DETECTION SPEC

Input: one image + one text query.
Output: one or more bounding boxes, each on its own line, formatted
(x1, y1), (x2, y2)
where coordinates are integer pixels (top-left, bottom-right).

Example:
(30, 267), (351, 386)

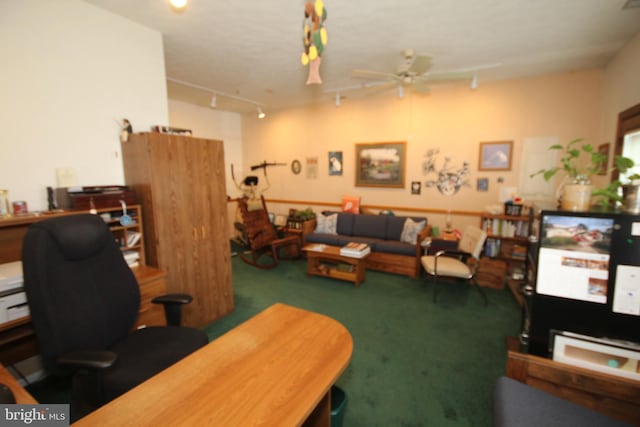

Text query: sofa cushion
(336, 213), (356, 236)
(352, 215), (387, 240)
(375, 240), (417, 256)
(315, 213), (338, 234)
(400, 218), (426, 244)
(385, 216), (407, 241)
(305, 233), (341, 246)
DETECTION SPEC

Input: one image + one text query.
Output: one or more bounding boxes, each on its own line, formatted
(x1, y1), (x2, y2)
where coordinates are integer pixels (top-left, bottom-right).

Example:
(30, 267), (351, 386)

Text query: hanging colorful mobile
(301, 0), (328, 85)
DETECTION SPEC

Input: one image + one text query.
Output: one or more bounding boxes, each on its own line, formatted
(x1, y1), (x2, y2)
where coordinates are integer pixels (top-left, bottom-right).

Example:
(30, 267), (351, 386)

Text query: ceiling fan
(352, 49), (477, 94)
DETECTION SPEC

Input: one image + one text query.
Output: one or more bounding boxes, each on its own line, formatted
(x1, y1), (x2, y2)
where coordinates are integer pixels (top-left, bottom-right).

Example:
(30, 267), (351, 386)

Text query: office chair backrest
(22, 214), (140, 372)
(458, 226), (487, 260)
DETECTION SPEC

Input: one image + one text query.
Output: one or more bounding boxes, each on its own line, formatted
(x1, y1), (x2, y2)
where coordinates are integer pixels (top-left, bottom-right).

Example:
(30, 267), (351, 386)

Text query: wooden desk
(506, 349), (640, 425)
(0, 363), (37, 404)
(73, 303), (353, 427)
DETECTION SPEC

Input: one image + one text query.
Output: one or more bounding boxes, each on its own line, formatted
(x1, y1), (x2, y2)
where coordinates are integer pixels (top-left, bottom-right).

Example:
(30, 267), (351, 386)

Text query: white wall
(0, 0), (168, 212)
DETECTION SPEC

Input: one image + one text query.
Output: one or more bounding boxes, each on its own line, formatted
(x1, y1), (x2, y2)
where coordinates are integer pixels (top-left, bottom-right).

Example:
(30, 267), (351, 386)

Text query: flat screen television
(528, 210), (640, 357)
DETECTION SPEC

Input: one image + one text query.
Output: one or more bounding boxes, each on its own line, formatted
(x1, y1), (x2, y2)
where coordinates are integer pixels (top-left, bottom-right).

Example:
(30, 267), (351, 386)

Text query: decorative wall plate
(291, 159), (302, 175)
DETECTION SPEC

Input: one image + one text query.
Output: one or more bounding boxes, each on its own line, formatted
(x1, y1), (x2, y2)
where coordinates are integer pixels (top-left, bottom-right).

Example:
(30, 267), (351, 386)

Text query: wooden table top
(73, 303), (353, 426)
(0, 364), (38, 404)
(303, 244), (369, 260)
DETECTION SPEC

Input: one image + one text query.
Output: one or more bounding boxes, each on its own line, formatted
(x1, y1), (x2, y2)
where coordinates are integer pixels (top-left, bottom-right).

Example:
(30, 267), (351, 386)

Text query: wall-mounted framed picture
(477, 177), (489, 192)
(478, 141), (513, 171)
(355, 141), (406, 188)
(329, 151), (343, 176)
(597, 143), (610, 175)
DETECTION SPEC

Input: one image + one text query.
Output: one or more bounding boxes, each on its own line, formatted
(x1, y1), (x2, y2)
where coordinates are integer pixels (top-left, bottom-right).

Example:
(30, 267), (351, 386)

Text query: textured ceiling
(84, 0), (640, 114)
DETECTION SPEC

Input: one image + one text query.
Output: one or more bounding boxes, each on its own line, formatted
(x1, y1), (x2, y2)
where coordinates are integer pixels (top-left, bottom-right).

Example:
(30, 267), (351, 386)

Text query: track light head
(257, 106), (266, 119)
(470, 75), (478, 90)
(397, 84), (404, 98)
(335, 93), (341, 107)
(210, 94), (217, 108)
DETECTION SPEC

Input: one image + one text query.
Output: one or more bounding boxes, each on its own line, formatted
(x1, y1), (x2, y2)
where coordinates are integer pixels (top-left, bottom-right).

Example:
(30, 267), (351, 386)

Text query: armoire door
(147, 135), (232, 326)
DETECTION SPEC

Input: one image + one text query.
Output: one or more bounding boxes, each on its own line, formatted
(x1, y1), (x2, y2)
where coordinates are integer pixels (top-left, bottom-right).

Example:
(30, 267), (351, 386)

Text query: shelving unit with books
(479, 212), (531, 298)
(99, 205), (145, 267)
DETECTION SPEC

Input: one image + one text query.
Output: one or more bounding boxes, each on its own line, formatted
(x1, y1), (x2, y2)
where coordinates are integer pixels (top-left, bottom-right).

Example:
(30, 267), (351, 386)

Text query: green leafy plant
(291, 207), (316, 221)
(530, 138), (607, 182)
(530, 138), (635, 207)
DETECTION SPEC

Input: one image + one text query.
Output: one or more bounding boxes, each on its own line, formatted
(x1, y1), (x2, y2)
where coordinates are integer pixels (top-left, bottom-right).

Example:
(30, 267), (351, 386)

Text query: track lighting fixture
(470, 75), (478, 90)
(167, 77), (268, 118)
(335, 93), (341, 107)
(397, 84), (404, 98)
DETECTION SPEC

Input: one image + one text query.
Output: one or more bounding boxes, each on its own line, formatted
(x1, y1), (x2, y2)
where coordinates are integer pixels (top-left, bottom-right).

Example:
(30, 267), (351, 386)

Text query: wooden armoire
(121, 132), (233, 327)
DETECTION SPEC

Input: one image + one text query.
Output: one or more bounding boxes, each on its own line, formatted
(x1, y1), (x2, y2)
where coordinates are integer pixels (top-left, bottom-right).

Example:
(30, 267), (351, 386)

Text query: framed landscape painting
(355, 142), (406, 188)
(478, 141), (513, 171)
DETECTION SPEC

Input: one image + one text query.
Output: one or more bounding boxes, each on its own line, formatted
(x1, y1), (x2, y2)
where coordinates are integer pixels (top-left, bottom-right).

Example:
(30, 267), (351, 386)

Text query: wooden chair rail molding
(228, 198), (485, 218)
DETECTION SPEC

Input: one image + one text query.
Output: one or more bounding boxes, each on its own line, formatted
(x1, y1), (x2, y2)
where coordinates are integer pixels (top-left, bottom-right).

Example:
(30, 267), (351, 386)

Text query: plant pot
(622, 184), (640, 214)
(561, 183), (593, 211)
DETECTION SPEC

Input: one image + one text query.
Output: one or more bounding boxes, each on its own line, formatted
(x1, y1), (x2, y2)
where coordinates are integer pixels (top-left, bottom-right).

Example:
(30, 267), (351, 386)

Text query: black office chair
(22, 214), (209, 419)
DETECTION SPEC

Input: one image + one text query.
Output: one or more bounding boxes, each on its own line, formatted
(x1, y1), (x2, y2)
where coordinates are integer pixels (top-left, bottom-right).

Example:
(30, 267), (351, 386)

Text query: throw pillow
(400, 218), (426, 244)
(315, 213), (338, 234)
(342, 195), (361, 214)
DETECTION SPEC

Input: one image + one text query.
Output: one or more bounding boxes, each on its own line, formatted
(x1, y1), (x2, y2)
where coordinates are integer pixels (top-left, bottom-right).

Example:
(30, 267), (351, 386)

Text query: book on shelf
(340, 242), (371, 258)
(127, 231), (142, 247)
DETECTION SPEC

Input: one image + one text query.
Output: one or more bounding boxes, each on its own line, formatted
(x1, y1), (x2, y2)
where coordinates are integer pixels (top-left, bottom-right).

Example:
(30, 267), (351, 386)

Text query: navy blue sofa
(305, 212), (431, 278)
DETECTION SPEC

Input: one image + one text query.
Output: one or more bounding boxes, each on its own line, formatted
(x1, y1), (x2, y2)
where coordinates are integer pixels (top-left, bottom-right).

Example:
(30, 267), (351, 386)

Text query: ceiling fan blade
(410, 80), (431, 94)
(423, 71), (475, 84)
(352, 69), (398, 81)
(408, 55), (432, 75)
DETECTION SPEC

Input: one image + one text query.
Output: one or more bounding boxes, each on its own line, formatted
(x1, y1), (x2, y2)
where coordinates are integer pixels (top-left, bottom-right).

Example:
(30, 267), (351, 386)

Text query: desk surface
(73, 303), (353, 426)
(0, 364), (37, 404)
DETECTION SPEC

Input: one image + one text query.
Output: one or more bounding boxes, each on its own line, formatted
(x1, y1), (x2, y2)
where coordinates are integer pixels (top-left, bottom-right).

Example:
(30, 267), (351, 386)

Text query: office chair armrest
(57, 350), (118, 370)
(152, 293), (193, 305)
(152, 293), (194, 326)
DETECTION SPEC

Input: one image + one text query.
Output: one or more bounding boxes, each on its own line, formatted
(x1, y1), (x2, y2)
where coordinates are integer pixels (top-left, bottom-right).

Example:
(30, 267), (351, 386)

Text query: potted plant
(531, 138), (634, 211)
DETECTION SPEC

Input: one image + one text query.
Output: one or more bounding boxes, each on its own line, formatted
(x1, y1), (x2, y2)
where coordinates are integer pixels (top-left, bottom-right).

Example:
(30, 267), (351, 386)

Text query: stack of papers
(123, 250), (140, 268)
(340, 243), (371, 258)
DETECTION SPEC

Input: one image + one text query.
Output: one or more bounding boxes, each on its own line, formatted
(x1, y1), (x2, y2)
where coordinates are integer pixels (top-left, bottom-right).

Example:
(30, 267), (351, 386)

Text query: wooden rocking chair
(236, 196), (301, 269)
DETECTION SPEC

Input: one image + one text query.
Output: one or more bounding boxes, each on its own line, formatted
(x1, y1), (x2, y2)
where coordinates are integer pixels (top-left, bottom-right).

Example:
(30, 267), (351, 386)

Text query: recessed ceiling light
(169, 0), (187, 9)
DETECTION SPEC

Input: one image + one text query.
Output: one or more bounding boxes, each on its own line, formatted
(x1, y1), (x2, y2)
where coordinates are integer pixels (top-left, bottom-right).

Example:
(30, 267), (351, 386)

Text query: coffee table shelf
(303, 245), (368, 288)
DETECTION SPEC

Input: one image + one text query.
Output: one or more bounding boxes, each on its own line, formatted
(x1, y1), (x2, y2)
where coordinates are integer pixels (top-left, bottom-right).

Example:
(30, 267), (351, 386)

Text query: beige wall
(600, 31), (640, 152)
(242, 69), (603, 230)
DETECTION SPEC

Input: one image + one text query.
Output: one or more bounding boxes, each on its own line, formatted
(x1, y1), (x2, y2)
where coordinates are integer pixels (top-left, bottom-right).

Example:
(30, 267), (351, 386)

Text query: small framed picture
(411, 181), (421, 195)
(477, 178), (489, 192)
(478, 141), (513, 171)
(329, 151), (343, 176)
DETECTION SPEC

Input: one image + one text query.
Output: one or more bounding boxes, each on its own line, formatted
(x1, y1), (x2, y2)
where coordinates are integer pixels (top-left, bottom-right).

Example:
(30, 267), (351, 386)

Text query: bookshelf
(479, 213), (531, 300)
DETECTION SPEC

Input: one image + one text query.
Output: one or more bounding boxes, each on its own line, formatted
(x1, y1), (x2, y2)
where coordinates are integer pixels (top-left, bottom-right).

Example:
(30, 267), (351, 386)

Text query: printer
(0, 261), (29, 324)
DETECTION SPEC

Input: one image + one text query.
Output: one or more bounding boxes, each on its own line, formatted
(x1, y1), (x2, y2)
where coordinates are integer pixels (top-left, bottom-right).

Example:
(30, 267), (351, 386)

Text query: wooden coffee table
(303, 244), (368, 288)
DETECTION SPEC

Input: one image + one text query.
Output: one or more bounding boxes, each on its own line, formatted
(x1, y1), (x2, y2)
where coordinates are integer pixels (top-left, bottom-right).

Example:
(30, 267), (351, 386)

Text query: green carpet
(205, 254), (522, 427)
(26, 253), (521, 426)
